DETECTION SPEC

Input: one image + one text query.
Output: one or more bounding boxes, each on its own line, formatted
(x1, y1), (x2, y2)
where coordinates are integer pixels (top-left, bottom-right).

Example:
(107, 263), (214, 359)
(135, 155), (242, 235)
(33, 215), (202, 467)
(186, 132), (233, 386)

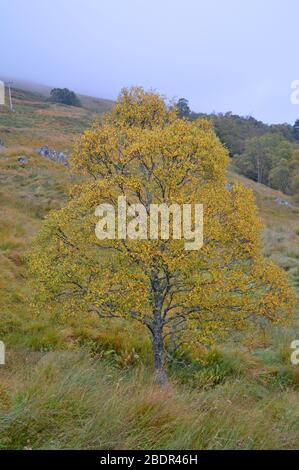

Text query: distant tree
(289, 149), (299, 194)
(176, 98), (191, 118)
(293, 119), (299, 141)
(210, 114), (268, 156)
(234, 134), (294, 188)
(269, 160), (292, 194)
(49, 88), (81, 107)
(270, 123), (296, 142)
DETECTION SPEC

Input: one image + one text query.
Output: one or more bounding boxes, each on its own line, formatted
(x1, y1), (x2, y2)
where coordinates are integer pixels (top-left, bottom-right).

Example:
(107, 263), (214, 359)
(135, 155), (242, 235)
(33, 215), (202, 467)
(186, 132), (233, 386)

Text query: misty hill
(1, 77), (114, 114)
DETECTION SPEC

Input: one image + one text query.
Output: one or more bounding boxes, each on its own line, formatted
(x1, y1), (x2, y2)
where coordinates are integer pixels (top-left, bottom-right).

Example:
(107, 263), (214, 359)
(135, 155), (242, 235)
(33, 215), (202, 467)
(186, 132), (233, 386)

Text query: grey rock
(273, 197), (293, 208)
(36, 145), (69, 167)
(38, 145), (50, 157)
(17, 155), (29, 165)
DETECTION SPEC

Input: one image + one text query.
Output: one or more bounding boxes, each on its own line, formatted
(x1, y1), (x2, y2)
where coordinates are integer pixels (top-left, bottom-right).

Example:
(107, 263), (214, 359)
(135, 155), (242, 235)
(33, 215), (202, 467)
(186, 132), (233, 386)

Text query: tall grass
(1, 350), (299, 450)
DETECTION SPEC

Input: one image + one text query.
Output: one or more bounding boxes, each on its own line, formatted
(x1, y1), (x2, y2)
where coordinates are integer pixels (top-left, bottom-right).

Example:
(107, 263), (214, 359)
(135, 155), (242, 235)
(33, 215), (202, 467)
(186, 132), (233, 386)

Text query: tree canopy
(176, 98), (191, 118)
(49, 88), (81, 107)
(234, 134), (295, 192)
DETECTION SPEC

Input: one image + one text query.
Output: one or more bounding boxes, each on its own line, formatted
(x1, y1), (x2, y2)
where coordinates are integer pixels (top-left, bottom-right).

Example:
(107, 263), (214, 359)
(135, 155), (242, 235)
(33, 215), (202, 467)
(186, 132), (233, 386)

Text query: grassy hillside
(0, 87), (299, 449)
(0, 87), (113, 151)
(229, 168), (299, 279)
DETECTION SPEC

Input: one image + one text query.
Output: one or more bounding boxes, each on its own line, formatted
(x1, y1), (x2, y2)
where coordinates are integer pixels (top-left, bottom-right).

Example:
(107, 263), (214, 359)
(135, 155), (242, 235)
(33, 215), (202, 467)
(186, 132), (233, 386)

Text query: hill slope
(0, 86), (113, 151)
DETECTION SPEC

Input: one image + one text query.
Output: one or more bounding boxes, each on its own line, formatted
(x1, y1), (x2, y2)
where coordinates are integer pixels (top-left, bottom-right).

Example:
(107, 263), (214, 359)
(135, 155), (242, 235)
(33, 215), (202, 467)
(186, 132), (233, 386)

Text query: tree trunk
(257, 157), (262, 184)
(152, 326), (168, 386)
(150, 271), (168, 386)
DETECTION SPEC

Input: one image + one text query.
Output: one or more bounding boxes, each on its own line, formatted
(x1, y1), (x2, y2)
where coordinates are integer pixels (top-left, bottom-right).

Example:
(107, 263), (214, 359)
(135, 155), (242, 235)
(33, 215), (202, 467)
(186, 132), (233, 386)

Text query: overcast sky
(1, 0), (299, 123)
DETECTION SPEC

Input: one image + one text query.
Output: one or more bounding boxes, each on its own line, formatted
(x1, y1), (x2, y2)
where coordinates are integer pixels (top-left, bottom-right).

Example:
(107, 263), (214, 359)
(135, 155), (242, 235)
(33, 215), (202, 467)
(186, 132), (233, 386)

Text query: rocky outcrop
(17, 155), (29, 165)
(36, 145), (69, 167)
(273, 197), (293, 208)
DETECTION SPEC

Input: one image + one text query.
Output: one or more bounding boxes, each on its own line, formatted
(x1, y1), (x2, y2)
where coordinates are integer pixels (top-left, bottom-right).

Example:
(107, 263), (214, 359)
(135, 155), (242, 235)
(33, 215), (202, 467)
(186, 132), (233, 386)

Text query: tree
(209, 113), (268, 156)
(293, 119), (299, 141)
(176, 98), (191, 118)
(189, 113), (295, 157)
(28, 87), (295, 384)
(269, 160), (292, 194)
(49, 88), (81, 107)
(270, 123), (296, 142)
(234, 134), (294, 188)
(289, 149), (299, 195)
